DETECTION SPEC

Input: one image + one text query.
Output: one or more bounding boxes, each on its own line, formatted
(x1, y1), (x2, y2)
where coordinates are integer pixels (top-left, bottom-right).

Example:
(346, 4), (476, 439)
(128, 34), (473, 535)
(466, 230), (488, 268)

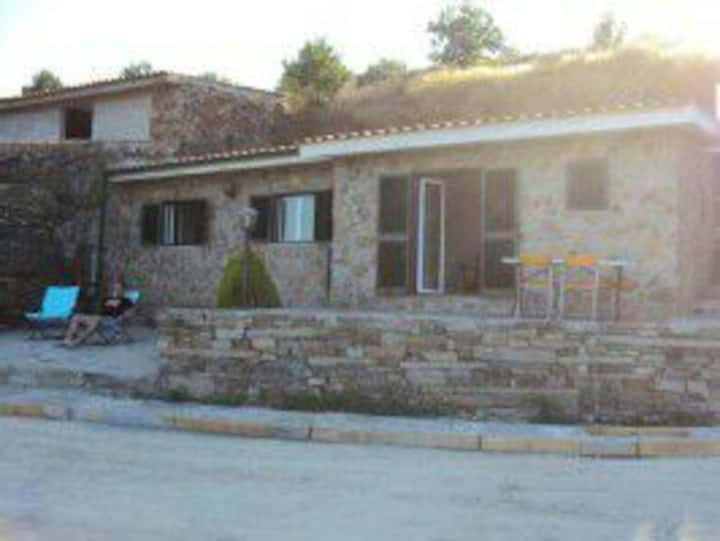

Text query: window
(141, 200), (207, 246)
(377, 176), (410, 290)
(567, 159), (609, 210)
(277, 195), (315, 242)
(64, 107), (93, 140)
(249, 191), (332, 243)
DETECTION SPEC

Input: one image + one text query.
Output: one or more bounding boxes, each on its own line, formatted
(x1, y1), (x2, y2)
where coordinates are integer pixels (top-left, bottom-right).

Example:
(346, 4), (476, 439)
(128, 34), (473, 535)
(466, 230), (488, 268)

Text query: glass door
(416, 178), (446, 293)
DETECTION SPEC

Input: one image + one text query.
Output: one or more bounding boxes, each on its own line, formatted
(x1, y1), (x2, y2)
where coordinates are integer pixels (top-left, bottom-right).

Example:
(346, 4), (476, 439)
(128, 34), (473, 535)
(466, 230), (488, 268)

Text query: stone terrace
(157, 308), (720, 424)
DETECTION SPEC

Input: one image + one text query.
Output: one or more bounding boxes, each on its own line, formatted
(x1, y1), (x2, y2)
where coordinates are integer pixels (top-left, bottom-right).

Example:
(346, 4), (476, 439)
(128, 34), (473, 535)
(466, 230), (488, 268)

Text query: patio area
(0, 327), (160, 391)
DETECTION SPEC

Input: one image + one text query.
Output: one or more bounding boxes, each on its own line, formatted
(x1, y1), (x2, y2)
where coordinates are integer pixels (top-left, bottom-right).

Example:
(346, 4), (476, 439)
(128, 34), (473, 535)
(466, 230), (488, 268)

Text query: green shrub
(217, 250), (281, 309)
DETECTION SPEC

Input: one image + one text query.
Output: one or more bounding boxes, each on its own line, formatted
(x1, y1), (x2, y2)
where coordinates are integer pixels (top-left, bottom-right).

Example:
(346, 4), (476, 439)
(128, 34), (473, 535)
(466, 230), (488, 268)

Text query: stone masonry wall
(0, 141), (164, 308)
(677, 135), (715, 311)
(106, 164), (333, 310)
(150, 82), (280, 156)
(158, 308), (720, 424)
(329, 130), (689, 319)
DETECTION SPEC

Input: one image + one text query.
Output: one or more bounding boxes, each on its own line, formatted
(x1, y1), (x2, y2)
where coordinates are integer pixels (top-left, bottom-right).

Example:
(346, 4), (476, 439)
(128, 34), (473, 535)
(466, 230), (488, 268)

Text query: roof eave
(108, 105), (720, 184)
(299, 105), (720, 159)
(0, 74), (179, 112)
(109, 153), (331, 183)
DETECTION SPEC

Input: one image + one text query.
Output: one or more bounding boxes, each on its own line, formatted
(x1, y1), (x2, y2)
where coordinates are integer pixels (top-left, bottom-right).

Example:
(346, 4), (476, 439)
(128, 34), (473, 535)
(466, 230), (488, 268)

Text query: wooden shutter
(377, 177), (410, 291)
(192, 201), (208, 244)
(250, 196), (272, 241)
(172, 201), (208, 245)
(567, 160), (609, 210)
(314, 190), (333, 242)
(482, 170), (516, 289)
(141, 204), (160, 245)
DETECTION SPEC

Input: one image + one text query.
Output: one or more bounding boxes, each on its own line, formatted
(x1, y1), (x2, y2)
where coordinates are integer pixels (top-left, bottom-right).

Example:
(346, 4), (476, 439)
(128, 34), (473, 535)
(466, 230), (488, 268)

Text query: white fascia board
(299, 106), (720, 159)
(109, 154), (329, 183)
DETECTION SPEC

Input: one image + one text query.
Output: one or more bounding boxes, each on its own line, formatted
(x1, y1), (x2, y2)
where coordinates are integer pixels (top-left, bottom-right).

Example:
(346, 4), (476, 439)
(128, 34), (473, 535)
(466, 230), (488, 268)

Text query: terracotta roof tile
(0, 72), (174, 106)
(300, 97), (682, 145)
(110, 144), (299, 173)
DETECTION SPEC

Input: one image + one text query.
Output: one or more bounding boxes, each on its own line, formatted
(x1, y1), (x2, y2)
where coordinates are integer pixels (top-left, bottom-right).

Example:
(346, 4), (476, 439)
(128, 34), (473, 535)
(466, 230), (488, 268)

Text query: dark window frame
(249, 190), (333, 244)
(140, 199), (208, 247)
(566, 159), (610, 211)
(63, 107), (93, 140)
(377, 176), (412, 293)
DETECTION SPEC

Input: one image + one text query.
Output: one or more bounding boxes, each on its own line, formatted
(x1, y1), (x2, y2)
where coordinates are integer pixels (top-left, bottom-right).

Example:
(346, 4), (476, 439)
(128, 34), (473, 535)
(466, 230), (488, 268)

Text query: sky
(1, 0), (719, 98)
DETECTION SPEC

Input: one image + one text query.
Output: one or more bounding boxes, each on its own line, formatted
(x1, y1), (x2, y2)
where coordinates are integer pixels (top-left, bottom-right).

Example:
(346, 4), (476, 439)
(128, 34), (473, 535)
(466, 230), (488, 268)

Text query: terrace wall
(158, 308), (720, 424)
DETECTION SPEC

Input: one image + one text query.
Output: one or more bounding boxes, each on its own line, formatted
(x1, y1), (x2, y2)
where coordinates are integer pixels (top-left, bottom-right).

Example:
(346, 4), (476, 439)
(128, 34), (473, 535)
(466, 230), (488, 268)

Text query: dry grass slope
(277, 47), (720, 140)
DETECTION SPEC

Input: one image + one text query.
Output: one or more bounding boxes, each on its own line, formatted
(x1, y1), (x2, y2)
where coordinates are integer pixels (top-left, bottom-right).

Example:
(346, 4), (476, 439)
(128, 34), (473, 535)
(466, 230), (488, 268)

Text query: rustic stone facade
(158, 308), (720, 424)
(0, 141), (164, 308)
(107, 164), (334, 310)
(1, 77), (280, 310)
(150, 81), (279, 155)
(328, 130), (714, 319)
(106, 128), (717, 319)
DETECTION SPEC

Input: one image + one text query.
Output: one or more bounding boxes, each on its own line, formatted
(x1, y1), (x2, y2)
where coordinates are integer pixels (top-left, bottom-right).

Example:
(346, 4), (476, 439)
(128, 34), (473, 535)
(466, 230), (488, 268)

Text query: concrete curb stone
(2, 397), (720, 458)
(0, 402), (69, 420)
(311, 427), (481, 450)
(165, 415), (311, 441)
(482, 436), (581, 455)
(637, 438), (720, 458)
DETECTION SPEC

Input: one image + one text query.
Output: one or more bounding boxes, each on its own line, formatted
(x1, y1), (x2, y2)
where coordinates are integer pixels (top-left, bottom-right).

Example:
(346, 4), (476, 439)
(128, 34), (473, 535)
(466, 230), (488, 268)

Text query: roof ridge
(0, 71), (276, 107)
(2, 71), (172, 103)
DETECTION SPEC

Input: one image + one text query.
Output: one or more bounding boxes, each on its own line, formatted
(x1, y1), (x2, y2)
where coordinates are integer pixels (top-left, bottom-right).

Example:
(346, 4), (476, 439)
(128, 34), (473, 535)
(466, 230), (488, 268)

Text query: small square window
(567, 159), (609, 211)
(64, 107), (93, 140)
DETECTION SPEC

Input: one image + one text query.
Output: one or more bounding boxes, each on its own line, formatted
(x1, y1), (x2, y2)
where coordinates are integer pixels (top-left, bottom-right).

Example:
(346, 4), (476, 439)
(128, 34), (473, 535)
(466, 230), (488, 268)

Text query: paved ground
(0, 417), (719, 541)
(0, 328), (159, 381)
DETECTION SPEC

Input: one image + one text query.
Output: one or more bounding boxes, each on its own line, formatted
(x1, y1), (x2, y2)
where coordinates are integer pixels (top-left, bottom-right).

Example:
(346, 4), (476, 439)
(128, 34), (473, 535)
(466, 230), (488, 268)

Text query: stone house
(0, 72), (279, 309)
(107, 97), (720, 320)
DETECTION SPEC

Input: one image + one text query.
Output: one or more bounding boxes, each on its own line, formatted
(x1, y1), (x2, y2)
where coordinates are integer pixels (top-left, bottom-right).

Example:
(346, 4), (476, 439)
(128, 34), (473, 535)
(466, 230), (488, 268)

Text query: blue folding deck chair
(25, 286), (80, 339)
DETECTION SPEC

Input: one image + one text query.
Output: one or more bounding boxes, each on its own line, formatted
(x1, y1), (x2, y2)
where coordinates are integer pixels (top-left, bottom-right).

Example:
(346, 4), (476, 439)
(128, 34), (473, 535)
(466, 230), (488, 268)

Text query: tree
(119, 61), (154, 79)
(590, 13), (627, 51)
(23, 70), (62, 94)
(198, 71), (233, 85)
(278, 38), (351, 110)
(427, 2), (507, 67)
(357, 58), (409, 86)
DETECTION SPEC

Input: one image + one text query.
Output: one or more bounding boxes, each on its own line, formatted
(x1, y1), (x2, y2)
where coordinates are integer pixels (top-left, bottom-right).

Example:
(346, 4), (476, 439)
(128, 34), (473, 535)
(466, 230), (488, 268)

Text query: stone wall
(0, 141), (163, 308)
(329, 129), (701, 319)
(150, 82), (280, 155)
(677, 135), (715, 311)
(158, 308), (720, 424)
(106, 164), (334, 310)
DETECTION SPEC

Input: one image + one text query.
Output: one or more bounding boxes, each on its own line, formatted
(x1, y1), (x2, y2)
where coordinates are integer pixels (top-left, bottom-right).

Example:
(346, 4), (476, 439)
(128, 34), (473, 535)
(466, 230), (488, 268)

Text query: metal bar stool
(514, 254), (554, 320)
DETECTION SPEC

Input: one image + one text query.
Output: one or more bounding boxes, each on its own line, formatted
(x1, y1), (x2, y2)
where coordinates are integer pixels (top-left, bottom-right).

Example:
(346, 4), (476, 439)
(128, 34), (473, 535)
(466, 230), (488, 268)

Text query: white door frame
(416, 177), (446, 294)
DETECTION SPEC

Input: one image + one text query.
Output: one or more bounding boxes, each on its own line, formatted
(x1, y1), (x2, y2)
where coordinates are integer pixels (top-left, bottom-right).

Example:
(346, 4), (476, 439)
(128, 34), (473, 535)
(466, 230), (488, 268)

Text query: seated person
(63, 282), (135, 347)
